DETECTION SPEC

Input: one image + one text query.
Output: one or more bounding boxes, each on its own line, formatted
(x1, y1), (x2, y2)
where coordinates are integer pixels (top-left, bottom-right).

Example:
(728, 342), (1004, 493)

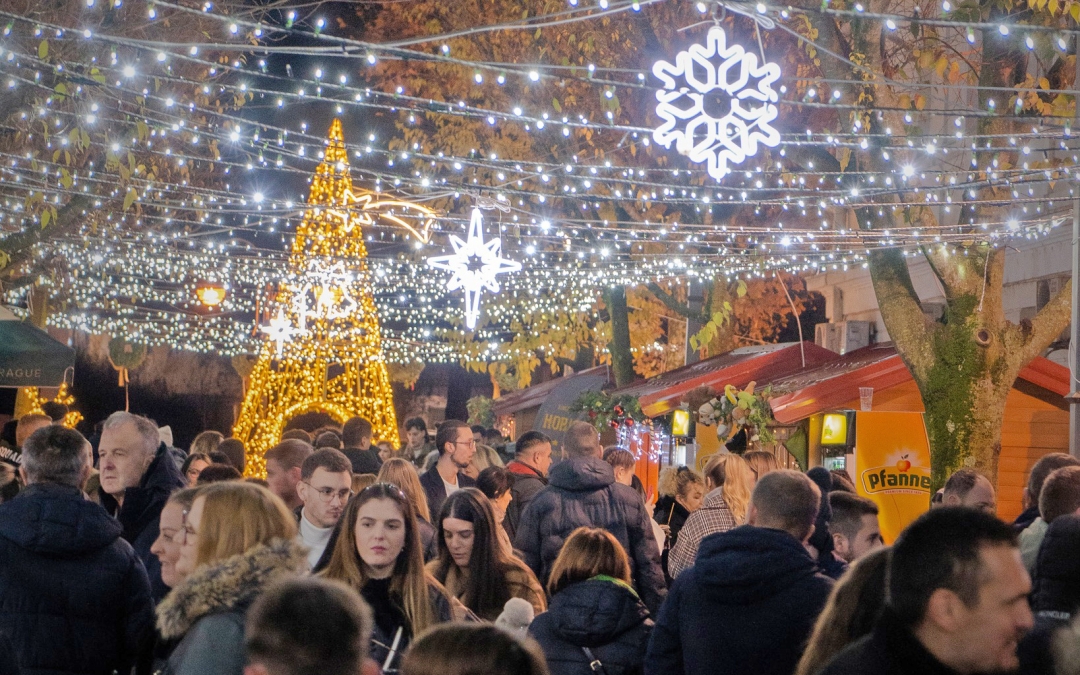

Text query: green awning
(0, 321), (75, 388)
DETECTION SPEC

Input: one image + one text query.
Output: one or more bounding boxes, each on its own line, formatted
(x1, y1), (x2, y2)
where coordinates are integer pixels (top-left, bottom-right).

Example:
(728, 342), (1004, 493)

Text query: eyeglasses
(304, 482), (354, 503)
(454, 439), (476, 448)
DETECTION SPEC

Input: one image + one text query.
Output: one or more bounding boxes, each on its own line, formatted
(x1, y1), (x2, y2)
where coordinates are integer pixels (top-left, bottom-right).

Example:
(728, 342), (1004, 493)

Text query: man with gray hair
(98, 411), (185, 600)
(0, 425), (154, 674)
(515, 421), (665, 613)
(645, 470), (833, 675)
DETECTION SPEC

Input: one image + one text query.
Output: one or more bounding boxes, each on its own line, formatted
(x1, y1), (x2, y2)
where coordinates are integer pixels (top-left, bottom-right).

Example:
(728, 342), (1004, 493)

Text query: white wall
(805, 225), (1073, 345)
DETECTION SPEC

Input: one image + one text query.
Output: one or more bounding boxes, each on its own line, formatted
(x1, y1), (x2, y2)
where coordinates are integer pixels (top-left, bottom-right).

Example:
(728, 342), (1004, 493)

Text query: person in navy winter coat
(515, 422), (665, 614)
(0, 425), (155, 675)
(530, 527), (653, 675)
(644, 471), (832, 675)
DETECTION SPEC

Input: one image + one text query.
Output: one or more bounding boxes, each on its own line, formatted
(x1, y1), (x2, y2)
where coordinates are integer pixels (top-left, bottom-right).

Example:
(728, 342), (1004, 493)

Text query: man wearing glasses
(296, 448), (354, 569)
(419, 420), (477, 518)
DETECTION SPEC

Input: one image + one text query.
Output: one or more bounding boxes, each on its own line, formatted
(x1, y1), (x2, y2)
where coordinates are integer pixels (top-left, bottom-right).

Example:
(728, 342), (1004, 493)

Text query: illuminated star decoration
(291, 262), (360, 332)
(653, 25), (781, 181)
(259, 308), (304, 358)
(325, 188), (439, 243)
(427, 207), (522, 330)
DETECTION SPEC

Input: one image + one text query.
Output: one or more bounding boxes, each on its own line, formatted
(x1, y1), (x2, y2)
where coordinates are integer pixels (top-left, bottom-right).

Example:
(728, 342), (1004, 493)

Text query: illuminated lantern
(195, 282), (227, 308)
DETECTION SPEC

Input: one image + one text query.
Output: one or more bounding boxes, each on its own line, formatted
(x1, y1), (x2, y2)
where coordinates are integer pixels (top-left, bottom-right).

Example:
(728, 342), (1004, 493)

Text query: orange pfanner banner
(854, 411), (932, 544)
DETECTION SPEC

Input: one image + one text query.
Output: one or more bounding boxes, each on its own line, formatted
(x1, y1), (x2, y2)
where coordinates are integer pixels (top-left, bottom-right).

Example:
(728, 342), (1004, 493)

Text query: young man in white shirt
(296, 448), (353, 569)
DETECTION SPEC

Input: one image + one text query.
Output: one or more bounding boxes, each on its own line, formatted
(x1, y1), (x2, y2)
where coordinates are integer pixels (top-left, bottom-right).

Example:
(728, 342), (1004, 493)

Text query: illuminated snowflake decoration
(290, 262), (359, 332)
(652, 26), (782, 181)
(427, 207), (522, 330)
(260, 309), (304, 359)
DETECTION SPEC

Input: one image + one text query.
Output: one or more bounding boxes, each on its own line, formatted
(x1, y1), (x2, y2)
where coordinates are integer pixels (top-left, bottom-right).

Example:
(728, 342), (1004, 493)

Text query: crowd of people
(4, 408), (1080, 675)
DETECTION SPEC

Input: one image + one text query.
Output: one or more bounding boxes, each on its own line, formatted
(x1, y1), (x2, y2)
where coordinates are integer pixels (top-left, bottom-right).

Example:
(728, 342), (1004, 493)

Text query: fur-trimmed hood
(156, 538), (307, 640)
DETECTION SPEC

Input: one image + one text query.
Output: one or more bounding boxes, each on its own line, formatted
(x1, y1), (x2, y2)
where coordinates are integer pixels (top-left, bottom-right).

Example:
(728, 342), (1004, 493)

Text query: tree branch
(645, 282), (705, 323)
(1016, 278), (1072, 366)
(867, 248), (937, 381)
(0, 195), (93, 278)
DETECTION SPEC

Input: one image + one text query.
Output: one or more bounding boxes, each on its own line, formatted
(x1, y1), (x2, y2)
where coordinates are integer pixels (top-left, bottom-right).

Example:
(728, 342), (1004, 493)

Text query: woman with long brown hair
(156, 482), (306, 675)
(668, 453), (755, 579)
(427, 488), (545, 621)
(319, 483), (452, 671)
(378, 458), (438, 561)
(529, 527), (652, 675)
(793, 547), (889, 675)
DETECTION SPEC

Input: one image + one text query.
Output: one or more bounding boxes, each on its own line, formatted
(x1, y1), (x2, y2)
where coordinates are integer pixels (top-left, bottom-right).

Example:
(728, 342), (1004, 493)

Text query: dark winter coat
(418, 467), (476, 521)
(99, 442), (186, 600)
(156, 539), (307, 675)
(360, 576), (454, 672)
(515, 456), (666, 614)
(343, 447), (382, 475)
(644, 525), (832, 675)
(654, 496), (690, 543)
(505, 460), (548, 542)
(530, 577), (653, 675)
(0, 483), (154, 675)
(1018, 514), (1080, 675)
(818, 610), (961, 675)
(1015, 504), (1040, 532)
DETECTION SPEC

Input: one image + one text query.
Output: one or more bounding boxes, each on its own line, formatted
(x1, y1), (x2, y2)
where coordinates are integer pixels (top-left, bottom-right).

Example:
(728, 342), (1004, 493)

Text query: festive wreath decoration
(571, 391), (647, 431)
(697, 381), (776, 445)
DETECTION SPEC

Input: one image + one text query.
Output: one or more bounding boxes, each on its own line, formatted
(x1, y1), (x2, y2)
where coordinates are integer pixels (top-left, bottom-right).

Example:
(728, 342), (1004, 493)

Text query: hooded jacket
(156, 539), (307, 675)
(99, 441), (186, 600)
(505, 460), (548, 541)
(0, 483), (154, 675)
(1019, 514), (1080, 675)
(515, 456), (666, 614)
(644, 525), (832, 675)
(530, 577), (653, 675)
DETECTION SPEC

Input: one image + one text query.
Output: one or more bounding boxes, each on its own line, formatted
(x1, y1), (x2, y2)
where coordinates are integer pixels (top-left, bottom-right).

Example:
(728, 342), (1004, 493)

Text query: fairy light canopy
(0, 0), (1076, 369)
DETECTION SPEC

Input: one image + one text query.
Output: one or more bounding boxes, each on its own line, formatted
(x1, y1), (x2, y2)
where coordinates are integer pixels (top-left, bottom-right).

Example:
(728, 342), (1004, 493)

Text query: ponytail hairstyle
(319, 483), (444, 635)
(702, 453), (754, 523)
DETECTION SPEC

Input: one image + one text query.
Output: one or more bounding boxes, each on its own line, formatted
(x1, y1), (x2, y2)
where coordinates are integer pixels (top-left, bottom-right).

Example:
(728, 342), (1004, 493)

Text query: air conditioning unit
(815, 321), (871, 355)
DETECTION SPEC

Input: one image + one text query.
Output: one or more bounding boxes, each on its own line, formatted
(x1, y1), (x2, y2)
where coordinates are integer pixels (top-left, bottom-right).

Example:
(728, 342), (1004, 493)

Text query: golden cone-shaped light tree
(234, 119), (400, 476)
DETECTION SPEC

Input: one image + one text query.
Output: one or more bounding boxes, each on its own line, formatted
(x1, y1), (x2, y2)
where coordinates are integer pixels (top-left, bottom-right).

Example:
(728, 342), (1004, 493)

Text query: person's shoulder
(460, 473), (477, 487)
(817, 633), (879, 675)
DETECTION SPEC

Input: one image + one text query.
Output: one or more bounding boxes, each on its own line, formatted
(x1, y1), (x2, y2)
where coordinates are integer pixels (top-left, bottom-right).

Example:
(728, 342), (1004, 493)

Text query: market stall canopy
(616, 342), (839, 418)
(767, 343), (1070, 424)
(0, 321), (76, 388)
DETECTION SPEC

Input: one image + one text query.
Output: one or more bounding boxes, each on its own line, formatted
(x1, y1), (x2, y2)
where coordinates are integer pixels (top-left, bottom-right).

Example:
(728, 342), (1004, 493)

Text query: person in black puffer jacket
(645, 471), (832, 675)
(0, 425), (154, 675)
(1018, 514), (1080, 675)
(530, 528), (653, 675)
(515, 422), (665, 614)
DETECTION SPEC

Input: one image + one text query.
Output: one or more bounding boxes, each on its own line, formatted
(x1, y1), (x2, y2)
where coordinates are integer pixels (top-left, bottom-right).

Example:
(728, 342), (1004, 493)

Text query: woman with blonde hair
(793, 547), (889, 675)
(529, 527), (652, 675)
(427, 488), (545, 621)
(156, 482), (305, 675)
(320, 483), (452, 671)
(377, 458), (438, 560)
(463, 443), (504, 480)
(743, 450), (779, 480)
(667, 453), (755, 579)
(188, 430), (223, 457)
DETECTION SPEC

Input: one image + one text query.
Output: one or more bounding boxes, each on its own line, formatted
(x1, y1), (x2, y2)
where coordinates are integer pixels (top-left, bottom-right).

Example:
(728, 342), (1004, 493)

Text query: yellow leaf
(38, 40), (48, 59)
(1039, 77), (1051, 90)
(915, 94), (927, 110)
(1071, 3), (1080, 21)
(40, 209), (50, 229)
(1050, 0), (1059, 13)
(123, 187), (137, 211)
(935, 56), (948, 78)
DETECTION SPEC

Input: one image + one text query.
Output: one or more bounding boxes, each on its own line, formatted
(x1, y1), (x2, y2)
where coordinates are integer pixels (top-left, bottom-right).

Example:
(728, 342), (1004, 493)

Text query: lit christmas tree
(234, 119), (402, 475)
